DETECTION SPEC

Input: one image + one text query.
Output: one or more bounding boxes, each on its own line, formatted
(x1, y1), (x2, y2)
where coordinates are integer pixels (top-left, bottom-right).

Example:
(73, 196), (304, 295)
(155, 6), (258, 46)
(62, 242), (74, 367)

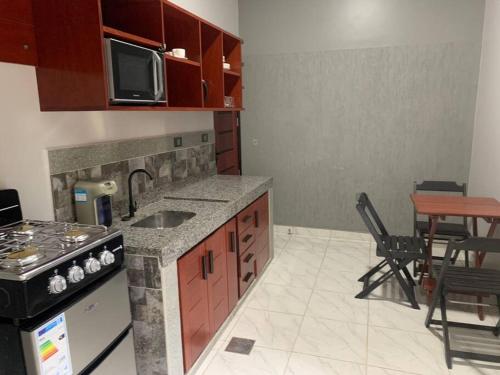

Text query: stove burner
(61, 229), (89, 243)
(1, 245), (43, 268)
(12, 224), (35, 236)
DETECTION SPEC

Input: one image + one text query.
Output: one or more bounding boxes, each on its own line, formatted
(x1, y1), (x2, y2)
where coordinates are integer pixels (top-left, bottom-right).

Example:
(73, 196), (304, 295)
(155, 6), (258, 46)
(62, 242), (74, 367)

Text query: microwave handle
(152, 52), (164, 102)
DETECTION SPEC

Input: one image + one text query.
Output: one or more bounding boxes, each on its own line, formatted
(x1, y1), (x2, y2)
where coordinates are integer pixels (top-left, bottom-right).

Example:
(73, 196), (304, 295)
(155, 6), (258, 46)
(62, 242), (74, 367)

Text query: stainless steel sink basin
(132, 210), (196, 229)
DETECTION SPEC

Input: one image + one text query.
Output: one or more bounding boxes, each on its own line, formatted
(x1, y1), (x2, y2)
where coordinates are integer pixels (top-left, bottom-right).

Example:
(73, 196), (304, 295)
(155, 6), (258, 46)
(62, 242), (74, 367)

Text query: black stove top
(0, 220), (125, 320)
(0, 220), (119, 280)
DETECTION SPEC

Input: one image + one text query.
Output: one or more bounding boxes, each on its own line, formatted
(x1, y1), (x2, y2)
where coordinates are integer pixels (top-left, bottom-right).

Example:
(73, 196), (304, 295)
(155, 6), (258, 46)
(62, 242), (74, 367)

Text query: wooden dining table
(410, 194), (500, 319)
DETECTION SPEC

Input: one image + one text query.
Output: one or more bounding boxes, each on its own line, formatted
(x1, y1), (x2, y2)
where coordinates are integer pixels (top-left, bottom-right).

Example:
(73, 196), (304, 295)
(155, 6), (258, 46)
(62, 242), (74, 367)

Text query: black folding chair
(356, 193), (427, 309)
(413, 181), (470, 274)
(425, 238), (500, 369)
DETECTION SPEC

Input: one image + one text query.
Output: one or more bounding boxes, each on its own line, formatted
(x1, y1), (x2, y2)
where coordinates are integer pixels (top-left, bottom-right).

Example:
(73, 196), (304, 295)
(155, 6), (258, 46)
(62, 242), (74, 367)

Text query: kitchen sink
(132, 210), (196, 229)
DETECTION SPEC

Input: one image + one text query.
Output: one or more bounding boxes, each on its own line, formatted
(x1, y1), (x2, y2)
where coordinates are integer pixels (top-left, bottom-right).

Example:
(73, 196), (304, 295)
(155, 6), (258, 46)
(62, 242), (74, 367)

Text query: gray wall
(239, 0), (485, 233)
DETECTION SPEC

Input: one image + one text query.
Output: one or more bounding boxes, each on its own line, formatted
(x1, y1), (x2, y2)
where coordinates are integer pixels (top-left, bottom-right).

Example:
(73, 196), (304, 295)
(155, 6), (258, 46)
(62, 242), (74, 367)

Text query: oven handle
(153, 52), (164, 102)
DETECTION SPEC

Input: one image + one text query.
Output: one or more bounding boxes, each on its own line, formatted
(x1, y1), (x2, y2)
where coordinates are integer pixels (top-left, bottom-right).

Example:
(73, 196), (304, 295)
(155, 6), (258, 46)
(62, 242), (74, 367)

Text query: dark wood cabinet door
(0, 0), (37, 65)
(205, 226), (229, 335)
(178, 242), (210, 372)
(214, 111), (241, 174)
(225, 218), (239, 313)
(255, 192), (269, 237)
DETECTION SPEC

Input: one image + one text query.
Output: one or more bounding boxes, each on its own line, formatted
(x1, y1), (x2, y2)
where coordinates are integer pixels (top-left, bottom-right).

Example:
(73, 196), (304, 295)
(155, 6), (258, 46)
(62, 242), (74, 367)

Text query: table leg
(421, 216), (439, 297)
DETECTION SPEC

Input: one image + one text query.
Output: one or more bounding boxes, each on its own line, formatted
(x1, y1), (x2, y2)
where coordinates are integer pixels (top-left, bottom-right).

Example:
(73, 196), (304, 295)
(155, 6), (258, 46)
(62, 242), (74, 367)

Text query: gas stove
(0, 220), (124, 319)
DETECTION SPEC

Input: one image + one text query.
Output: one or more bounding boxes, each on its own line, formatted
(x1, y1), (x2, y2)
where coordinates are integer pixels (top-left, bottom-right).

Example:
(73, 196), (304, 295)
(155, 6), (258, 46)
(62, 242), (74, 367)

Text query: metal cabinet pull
(208, 250), (214, 274)
(202, 80), (209, 102)
(229, 231), (237, 253)
(244, 253), (254, 263)
(201, 255), (208, 280)
(243, 272), (253, 283)
(242, 234), (252, 243)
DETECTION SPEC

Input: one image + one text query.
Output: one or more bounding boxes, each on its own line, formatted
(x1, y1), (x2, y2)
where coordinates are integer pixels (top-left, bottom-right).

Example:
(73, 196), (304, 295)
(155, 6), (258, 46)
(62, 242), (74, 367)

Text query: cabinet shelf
(165, 54), (201, 67)
(102, 26), (163, 49)
(224, 69), (240, 77)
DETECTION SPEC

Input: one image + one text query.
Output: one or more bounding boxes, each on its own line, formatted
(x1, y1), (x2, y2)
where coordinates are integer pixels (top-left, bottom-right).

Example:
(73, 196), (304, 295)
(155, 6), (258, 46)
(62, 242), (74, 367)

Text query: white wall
(469, 0), (500, 239)
(0, 0), (239, 221)
(172, 0), (239, 35)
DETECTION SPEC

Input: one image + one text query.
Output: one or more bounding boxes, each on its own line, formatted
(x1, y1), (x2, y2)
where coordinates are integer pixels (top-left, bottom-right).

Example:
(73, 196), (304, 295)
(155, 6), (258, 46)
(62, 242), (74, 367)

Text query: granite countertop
(113, 175), (273, 266)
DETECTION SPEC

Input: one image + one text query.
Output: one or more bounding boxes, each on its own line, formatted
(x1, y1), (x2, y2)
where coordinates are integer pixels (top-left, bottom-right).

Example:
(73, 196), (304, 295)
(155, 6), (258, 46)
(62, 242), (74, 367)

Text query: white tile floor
(193, 225), (500, 375)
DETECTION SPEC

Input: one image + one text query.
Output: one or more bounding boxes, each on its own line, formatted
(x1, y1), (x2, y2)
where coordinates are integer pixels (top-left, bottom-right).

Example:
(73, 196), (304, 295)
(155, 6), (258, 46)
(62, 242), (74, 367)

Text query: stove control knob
(48, 275), (67, 294)
(98, 250), (115, 266)
(67, 265), (85, 283)
(83, 257), (101, 274)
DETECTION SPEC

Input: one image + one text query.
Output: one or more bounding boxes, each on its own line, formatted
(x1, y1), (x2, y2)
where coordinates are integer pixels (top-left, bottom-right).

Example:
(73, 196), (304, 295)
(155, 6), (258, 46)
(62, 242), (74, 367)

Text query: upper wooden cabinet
(0, 0), (37, 65)
(31, 0), (243, 112)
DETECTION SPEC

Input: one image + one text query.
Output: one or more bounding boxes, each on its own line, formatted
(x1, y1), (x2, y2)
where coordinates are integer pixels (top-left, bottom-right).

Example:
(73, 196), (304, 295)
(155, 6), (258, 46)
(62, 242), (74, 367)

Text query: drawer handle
(202, 255), (208, 280)
(242, 215), (253, 224)
(242, 234), (253, 243)
(208, 250), (214, 274)
(243, 272), (253, 283)
(244, 253), (254, 263)
(229, 231), (237, 253)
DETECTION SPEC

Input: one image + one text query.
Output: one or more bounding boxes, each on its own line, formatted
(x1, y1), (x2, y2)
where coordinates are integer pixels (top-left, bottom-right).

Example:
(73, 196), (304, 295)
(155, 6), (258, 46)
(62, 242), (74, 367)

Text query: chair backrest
(413, 180), (468, 235)
(356, 193), (389, 251)
(415, 181), (467, 194)
(438, 238), (500, 284)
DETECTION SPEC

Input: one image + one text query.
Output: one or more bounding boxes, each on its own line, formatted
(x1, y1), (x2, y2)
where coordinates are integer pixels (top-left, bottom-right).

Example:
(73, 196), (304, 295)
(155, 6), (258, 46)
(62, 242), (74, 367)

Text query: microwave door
(106, 39), (159, 104)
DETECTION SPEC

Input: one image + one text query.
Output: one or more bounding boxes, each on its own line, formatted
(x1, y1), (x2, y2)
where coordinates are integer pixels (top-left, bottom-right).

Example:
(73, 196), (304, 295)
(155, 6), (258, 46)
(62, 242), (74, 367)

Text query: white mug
(172, 48), (186, 58)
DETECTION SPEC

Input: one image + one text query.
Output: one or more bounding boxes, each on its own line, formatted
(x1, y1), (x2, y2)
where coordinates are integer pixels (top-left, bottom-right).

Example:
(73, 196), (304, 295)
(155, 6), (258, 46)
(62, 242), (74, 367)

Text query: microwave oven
(104, 38), (166, 105)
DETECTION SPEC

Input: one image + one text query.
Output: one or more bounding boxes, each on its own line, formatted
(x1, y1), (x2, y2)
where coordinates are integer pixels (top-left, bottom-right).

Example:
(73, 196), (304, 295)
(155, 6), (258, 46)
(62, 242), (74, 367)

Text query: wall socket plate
(201, 133), (209, 143)
(174, 137), (183, 147)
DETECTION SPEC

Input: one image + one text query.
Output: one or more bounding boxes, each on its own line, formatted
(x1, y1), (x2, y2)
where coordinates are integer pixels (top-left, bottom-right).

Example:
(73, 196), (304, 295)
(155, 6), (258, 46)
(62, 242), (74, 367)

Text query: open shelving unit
(32, 0), (243, 112)
(201, 22), (224, 109)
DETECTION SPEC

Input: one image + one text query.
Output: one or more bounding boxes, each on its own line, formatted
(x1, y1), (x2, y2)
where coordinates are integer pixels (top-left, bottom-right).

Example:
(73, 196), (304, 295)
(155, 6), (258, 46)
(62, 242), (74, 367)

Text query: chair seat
(433, 265), (500, 295)
(377, 235), (427, 260)
(416, 221), (470, 239)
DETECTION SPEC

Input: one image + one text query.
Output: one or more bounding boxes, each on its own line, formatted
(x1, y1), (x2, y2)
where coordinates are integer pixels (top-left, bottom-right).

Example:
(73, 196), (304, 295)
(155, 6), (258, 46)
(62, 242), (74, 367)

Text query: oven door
(21, 269), (136, 374)
(105, 38), (165, 104)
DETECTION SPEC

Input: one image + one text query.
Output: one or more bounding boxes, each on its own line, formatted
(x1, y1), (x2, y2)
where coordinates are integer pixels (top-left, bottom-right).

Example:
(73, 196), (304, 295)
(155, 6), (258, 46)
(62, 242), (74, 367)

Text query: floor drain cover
(225, 337), (255, 355)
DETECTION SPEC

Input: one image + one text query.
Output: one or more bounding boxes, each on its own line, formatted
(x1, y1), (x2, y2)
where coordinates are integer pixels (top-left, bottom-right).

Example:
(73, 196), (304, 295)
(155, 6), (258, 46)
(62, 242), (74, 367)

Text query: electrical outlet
(174, 137), (183, 147)
(201, 133), (209, 143)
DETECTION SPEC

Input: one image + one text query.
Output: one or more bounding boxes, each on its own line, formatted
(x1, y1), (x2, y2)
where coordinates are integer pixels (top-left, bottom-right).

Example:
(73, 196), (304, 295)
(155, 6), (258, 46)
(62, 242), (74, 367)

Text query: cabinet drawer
(238, 225), (256, 255)
(239, 251), (256, 297)
(237, 203), (256, 233)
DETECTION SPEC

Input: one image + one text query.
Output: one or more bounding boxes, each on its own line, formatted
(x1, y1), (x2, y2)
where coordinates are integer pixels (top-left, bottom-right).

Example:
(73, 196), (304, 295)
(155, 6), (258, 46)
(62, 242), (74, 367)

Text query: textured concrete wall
(239, 0), (484, 233)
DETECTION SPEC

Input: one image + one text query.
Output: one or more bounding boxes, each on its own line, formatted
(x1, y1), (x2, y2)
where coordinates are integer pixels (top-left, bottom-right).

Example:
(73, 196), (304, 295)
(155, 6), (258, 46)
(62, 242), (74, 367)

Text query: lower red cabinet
(225, 218), (239, 313)
(205, 227), (229, 334)
(178, 243), (211, 372)
(178, 193), (270, 372)
(178, 226), (230, 372)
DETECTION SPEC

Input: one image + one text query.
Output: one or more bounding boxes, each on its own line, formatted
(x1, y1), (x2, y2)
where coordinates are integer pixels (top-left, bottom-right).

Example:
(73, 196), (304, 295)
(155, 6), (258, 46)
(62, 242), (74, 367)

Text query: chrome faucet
(123, 169), (153, 220)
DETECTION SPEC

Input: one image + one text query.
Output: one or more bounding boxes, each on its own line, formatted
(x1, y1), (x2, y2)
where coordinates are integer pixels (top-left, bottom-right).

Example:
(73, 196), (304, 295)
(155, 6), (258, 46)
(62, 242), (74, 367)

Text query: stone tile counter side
(113, 175), (274, 375)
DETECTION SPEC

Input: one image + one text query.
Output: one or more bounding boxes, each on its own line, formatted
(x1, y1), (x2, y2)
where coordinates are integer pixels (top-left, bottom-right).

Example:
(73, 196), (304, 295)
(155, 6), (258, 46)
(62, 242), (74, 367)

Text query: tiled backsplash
(49, 131), (216, 222)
